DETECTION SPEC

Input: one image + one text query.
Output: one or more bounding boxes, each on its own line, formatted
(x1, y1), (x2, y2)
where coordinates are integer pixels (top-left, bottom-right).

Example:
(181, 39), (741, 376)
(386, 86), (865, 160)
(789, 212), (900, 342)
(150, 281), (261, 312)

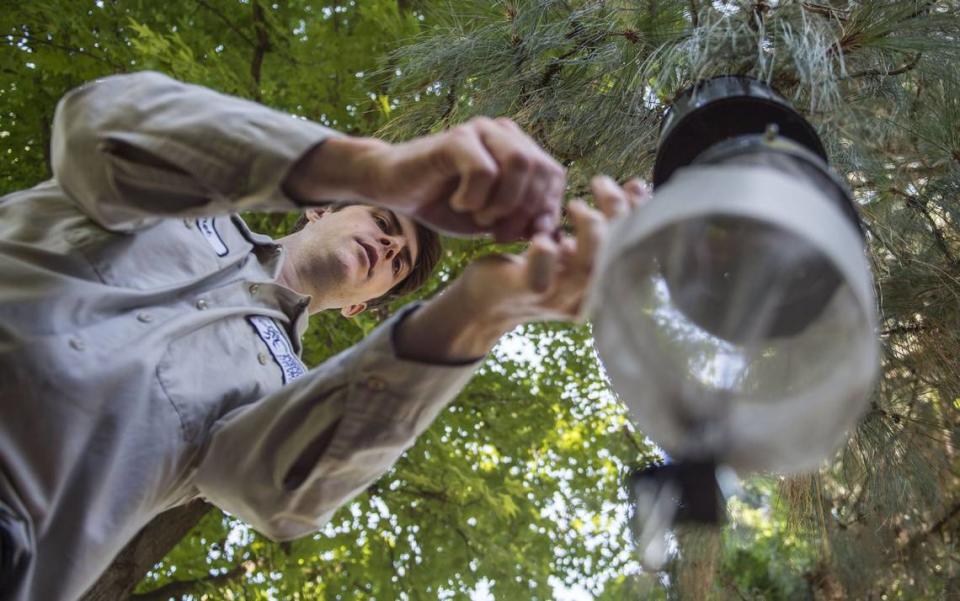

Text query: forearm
(281, 136), (390, 205)
(194, 304), (480, 541)
(393, 278), (516, 363)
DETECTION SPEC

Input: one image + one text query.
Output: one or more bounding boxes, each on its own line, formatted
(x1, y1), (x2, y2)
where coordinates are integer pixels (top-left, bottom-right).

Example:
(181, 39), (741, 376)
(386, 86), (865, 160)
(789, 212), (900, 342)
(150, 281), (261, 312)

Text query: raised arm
(52, 71), (337, 231)
(54, 71), (565, 239)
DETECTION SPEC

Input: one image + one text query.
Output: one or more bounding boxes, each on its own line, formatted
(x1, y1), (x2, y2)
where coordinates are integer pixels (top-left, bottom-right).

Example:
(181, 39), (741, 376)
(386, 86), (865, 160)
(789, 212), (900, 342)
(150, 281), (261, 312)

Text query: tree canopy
(3, 1), (960, 599)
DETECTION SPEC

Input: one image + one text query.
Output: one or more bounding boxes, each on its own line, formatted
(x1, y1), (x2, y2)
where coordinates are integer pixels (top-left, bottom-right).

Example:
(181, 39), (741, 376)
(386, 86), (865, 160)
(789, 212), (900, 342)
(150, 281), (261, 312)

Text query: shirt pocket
(156, 316), (281, 444)
(75, 217), (252, 290)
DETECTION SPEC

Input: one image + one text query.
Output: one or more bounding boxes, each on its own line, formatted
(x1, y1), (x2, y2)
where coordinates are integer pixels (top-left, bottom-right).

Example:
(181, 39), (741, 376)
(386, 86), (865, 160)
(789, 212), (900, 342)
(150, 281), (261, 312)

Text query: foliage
(3, 0), (960, 600)
(380, 0), (960, 598)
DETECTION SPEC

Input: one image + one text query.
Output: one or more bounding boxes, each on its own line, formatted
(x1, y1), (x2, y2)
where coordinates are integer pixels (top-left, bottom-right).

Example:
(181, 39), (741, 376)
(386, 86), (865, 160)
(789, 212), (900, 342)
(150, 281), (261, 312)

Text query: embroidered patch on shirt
(248, 316), (307, 384)
(196, 217), (228, 256)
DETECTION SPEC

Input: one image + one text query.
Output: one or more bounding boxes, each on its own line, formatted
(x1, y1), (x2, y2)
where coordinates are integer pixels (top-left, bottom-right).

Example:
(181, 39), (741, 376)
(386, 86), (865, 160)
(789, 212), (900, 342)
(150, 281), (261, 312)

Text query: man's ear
(305, 207), (329, 222)
(340, 303), (367, 318)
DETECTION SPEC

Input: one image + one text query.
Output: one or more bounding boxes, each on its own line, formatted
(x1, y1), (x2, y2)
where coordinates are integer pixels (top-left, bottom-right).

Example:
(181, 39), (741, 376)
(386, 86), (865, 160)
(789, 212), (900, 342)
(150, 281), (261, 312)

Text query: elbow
(202, 481), (334, 543)
(50, 72), (165, 184)
(249, 505), (335, 543)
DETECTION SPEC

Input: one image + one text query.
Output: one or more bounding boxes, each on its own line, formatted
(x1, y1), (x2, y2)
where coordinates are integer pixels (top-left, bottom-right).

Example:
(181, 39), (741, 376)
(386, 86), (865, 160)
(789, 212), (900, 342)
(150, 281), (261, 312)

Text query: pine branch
(891, 188), (957, 264)
(845, 52), (922, 79)
(800, 2), (850, 22)
(906, 499), (960, 551)
(440, 80), (458, 126)
(881, 323), (928, 337)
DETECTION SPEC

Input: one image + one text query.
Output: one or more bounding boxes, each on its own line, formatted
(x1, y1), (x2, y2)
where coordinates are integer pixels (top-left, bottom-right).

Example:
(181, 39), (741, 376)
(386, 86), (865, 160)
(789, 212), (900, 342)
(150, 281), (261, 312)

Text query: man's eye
(393, 257), (402, 275)
(375, 215), (389, 231)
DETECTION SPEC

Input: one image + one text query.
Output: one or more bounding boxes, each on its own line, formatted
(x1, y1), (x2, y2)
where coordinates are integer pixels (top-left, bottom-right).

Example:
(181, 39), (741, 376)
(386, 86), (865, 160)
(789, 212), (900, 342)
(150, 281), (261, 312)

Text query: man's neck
(275, 235), (328, 314)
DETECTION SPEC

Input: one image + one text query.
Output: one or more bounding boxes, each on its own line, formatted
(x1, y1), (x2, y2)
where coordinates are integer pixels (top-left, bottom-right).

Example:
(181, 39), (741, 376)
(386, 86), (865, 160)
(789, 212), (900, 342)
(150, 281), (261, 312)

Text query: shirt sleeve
(192, 304), (481, 541)
(51, 71), (339, 232)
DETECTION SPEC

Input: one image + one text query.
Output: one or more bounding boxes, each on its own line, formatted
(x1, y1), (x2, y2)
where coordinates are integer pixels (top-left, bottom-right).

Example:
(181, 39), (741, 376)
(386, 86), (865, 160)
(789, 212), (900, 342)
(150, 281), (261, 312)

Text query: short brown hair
(291, 203), (442, 308)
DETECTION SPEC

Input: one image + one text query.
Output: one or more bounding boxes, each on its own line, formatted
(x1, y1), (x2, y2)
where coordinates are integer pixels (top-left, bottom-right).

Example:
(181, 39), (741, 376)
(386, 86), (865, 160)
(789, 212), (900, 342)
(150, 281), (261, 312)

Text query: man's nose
(378, 235), (402, 259)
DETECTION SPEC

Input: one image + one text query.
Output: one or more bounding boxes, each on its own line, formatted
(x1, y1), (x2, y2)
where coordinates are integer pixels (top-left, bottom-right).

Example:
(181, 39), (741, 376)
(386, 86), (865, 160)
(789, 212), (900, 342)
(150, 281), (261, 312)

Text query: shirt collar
(232, 214), (312, 353)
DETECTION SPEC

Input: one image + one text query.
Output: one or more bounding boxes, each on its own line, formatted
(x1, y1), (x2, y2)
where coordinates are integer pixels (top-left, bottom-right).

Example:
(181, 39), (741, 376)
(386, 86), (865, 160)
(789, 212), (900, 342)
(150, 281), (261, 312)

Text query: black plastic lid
(653, 76), (827, 187)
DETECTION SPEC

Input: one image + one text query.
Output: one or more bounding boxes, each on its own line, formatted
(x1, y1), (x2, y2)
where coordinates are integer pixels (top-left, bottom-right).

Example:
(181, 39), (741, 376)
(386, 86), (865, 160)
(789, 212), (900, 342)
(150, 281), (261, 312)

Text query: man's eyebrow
(385, 209), (414, 271)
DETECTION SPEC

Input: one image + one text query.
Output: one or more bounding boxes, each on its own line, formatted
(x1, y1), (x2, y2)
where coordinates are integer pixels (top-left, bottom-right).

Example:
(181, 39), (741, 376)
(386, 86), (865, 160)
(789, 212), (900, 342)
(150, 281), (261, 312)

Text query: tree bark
(78, 500), (212, 601)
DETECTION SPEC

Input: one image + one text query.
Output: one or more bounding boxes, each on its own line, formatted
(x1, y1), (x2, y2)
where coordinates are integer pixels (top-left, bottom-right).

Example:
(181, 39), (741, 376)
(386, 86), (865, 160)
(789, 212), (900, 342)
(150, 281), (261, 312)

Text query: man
(0, 72), (648, 600)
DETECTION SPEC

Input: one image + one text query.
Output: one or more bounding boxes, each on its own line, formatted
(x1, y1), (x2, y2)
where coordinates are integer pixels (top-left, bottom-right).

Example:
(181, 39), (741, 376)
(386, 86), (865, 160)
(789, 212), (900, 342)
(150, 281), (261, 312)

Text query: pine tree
(383, 1), (960, 598)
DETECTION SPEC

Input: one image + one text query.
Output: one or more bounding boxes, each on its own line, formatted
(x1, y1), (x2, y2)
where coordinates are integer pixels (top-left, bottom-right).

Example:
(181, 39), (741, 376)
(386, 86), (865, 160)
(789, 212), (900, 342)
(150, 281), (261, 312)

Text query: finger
(415, 200), (487, 237)
(591, 175), (630, 219)
(534, 213), (556, 237)
(474, 118), (565, 235)
(474, 124), (533, 226)
(445, 126), (499, 213)
(495, 116), (524, 133)
(526, 233), (559, 293)
(491, 214), (531, 243)
(529, 164), (565, 237)
(623, 178), (653, 209)
(568, 200), (606, 273)
(487, 168), (563, 243)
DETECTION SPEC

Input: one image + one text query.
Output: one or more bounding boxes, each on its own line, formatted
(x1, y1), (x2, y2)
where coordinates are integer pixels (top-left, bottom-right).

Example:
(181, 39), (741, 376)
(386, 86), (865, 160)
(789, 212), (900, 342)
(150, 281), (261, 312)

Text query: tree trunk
(79, 501), (212, 601)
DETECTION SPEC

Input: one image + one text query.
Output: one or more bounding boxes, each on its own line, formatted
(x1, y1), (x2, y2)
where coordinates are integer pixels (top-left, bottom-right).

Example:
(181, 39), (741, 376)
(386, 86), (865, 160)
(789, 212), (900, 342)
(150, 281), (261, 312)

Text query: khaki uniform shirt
(0, 72), (478, 601)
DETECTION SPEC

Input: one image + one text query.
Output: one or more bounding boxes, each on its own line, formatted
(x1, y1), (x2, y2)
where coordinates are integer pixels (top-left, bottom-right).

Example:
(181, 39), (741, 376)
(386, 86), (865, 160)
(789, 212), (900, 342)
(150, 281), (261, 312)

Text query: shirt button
(257, 352), (269, 365)
(366, 376), (386, 391)
(195, 299), (209, 310)
(68, 337), (85, 351)
(183, 219), (193, 229)
(136, 312), (153, 323)
(248, 284), (260, 295)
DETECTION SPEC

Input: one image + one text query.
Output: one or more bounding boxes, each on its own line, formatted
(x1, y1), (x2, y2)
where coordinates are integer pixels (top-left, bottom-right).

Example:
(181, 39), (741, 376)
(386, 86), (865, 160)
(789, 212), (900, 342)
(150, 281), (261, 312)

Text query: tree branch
(195, 0), (258, 49)
(892, 188), (957, 265)
(845, 52), (922, 79)
(129, 563), (247, 601)
(800, 2), (850, 22)
(250, 0), (272, 100)
(6, 32), (123, 69)
(906, 499), (960, 551)
(688, 0), (700, 28)
(881, 323), (928, 337)
(621, 425), (648, 458)
(79, 501), (213, 601)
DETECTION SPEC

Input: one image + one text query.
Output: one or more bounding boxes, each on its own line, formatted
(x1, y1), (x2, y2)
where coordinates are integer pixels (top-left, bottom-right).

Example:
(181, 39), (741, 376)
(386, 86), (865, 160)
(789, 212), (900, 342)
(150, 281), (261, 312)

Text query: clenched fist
(283, 117), (565, 241)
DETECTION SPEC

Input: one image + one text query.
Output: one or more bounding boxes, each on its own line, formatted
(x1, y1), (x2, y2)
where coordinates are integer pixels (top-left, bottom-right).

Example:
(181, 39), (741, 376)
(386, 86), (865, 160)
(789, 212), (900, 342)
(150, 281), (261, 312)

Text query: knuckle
(448, 125), (472, 140)
(496, 117), (521, 131)
(470, 163), (498, 183)
(471, 115), (495, 128)
(505, 151), (531, 172)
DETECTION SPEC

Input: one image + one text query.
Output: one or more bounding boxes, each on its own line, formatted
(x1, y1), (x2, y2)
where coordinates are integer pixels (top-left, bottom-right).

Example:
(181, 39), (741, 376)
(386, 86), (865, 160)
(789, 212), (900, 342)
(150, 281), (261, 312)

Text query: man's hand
(283, 117), (565, 241)
(394, 176), (651, 363)
(461, 176), (652, 327)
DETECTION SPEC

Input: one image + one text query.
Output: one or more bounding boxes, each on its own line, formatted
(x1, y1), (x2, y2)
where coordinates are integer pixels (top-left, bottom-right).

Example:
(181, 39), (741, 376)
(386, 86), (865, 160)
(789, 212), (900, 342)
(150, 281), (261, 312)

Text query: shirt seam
(155, 363), (190, 440)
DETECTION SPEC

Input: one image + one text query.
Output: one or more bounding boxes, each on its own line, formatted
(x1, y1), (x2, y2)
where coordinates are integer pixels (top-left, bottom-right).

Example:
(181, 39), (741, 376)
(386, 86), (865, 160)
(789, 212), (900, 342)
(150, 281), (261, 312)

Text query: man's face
(292, 205), (420, 315)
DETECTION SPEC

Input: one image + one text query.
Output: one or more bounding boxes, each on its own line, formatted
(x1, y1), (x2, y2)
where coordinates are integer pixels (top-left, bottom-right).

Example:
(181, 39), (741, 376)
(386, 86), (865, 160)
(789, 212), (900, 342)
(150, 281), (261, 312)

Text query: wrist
(282, 136), (391, 204)
(394, 280), (516, 363)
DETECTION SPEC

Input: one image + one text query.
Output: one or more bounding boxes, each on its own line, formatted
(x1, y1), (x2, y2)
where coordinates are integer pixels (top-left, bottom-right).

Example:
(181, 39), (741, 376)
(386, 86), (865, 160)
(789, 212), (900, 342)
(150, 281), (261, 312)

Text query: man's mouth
(356, 238), (378, 277)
